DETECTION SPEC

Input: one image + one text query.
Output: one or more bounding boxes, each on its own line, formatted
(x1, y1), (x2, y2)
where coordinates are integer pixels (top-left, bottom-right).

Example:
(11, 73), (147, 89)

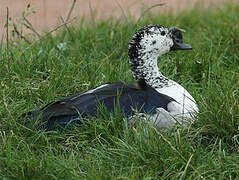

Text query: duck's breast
(156, 82), (198, 114)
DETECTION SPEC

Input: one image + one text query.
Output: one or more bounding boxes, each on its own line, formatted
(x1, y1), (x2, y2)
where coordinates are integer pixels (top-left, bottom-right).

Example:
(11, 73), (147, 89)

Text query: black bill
(169, 27), (192, 51)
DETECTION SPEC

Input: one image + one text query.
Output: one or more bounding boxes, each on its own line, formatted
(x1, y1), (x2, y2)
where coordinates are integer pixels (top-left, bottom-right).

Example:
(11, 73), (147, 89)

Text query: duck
(21, 25), (198, 131)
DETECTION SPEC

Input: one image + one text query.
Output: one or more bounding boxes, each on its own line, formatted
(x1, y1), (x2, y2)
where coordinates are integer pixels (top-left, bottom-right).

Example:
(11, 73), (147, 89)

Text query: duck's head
(128, 25), (192, 59)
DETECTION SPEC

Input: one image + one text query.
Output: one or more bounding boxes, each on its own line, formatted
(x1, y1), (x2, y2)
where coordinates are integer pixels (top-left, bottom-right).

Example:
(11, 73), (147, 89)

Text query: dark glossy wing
(22, 82), (175, 130)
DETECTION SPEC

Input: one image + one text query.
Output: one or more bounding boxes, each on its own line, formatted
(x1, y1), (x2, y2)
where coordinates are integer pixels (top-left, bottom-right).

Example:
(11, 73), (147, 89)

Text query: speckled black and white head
(128, 25), (192, 88)
(129, 25), (172, 59)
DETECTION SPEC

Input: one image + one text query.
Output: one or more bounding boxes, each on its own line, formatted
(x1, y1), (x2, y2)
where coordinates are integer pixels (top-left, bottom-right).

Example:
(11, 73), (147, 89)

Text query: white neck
(129, 52), (171, 88)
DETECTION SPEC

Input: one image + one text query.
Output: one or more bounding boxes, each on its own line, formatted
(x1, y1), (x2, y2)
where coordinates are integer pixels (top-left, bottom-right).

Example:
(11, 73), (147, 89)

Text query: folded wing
(22, 81), (175, 130)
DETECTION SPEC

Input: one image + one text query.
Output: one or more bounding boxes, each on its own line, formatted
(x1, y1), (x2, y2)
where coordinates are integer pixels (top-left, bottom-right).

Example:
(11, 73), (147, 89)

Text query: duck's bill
(170, 42), (192, 51)
(169, 27), (192, 51)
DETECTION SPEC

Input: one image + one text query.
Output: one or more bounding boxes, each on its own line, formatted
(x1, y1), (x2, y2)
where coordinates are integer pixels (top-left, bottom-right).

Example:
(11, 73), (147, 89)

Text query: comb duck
(22, 25), (198, 130)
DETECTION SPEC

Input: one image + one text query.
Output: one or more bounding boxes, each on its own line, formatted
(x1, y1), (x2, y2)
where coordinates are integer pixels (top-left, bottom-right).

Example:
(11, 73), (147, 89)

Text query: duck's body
(24, 81), (178, 130)
(22, 25), (198, 130)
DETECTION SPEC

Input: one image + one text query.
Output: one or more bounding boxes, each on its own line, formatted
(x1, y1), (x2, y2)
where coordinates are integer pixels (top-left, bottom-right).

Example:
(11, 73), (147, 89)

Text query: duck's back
(22, 81), (177, 130)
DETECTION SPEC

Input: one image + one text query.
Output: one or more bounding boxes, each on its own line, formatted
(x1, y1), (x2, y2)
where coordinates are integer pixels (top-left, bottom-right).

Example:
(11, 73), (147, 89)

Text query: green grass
(0, 2), (239, 179)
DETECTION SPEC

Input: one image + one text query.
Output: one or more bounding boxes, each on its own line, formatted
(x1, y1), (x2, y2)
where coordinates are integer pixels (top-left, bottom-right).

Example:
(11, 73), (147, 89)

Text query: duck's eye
(152, 40), (156, 45)
(161, 31), (166, 36)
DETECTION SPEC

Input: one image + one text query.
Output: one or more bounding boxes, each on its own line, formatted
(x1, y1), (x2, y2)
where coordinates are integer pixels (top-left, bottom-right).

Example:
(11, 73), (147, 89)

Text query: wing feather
(22, 82), (175, 130)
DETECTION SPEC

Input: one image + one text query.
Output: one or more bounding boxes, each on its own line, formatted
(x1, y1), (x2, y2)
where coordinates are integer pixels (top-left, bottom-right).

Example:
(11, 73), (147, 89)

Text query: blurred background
(0, 0), (230, 38)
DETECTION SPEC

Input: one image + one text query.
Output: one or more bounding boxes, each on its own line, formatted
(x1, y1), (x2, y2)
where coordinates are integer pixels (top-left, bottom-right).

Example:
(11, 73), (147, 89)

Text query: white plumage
(128, 25), (198, 128)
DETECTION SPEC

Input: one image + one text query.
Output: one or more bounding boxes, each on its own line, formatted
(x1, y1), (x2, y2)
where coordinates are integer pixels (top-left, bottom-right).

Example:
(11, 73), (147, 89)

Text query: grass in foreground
(0, 2), (239, 179)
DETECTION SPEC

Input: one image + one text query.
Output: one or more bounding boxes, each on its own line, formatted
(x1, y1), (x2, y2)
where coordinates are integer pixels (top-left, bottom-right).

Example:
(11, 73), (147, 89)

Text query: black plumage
(21, 80), (175, 130)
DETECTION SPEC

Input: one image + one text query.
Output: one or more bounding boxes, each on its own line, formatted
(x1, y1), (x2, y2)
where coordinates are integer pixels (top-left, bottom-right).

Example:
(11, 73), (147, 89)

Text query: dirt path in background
(0, 0), (232, 38)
